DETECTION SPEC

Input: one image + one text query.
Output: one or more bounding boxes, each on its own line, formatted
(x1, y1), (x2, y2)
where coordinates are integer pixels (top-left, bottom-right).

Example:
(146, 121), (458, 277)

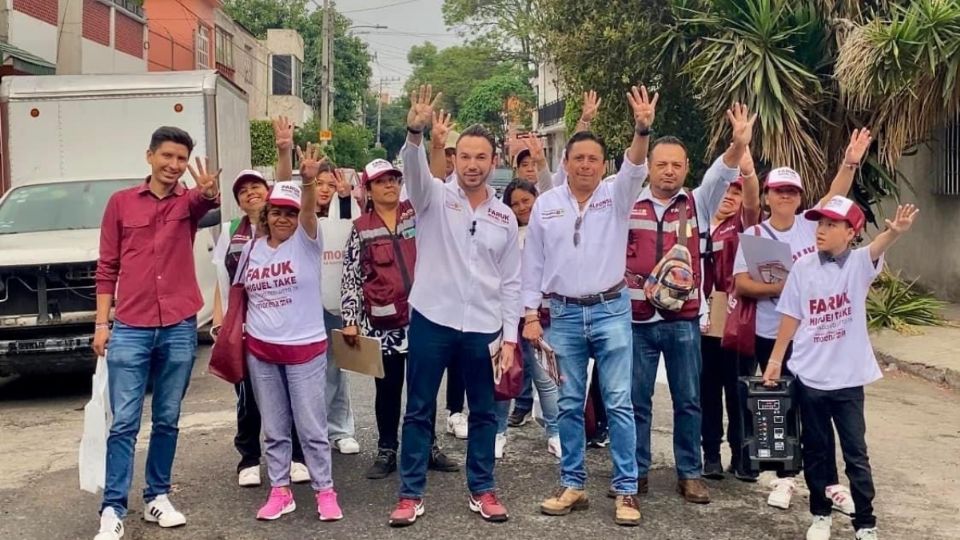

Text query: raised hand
(407, 84), (442, 132)
(273, 115), (294, 151)
(580, 90), (602, 123)
(334, 168), (352, 197)
(187, 157), (221, 199)
(844, 128), (873, 166)
(739, 145), (756, 177)
(726, 102), (758, 148)
(296, 143), (326, 181)
(431, 108), (453, 149)
(885, 204), (919, 235)
(627, 85), (658, 130)
(523, 134), (547, 167)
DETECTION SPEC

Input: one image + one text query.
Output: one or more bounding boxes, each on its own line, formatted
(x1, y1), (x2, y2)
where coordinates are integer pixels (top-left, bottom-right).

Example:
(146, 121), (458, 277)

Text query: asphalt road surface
(1, 347), (957, 539)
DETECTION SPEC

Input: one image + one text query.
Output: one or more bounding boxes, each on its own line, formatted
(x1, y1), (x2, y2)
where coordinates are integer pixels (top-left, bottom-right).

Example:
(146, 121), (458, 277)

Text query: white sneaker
(94, 507), (124, 540)
(806, 515), (832, 540)
(547, 436), (562, 459)
(143, 494), (186, 528)
(238, 465), (261, 487)
(494, 433), (507, 459)
(855, 527), (878, 540)
(767, 477), (797, 509)
(334, 437), (360, 455)
(826, 484), (856, 515)
(290, 462), (310, 484)
(446, 412), (469, 439)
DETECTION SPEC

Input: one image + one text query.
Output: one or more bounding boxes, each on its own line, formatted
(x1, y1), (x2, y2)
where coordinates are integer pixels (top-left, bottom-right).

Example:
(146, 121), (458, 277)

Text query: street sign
(320, 129), (333, 141)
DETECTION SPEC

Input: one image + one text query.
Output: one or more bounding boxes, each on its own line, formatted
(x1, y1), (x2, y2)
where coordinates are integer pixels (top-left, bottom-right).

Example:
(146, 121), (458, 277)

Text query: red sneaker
(469, 492), (509, 522)
(388, 498), (424, 527)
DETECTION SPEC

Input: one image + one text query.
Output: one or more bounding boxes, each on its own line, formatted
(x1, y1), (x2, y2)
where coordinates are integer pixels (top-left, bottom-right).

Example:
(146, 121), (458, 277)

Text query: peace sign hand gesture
(726, 103), (758, 148)
(187, 157), (221, 199)
(844, 128), (873, 166)
(297, 143), (326, 181)
(273, 115), (294, 151)
(885, 204), (919, 235)
(627, 85), (658, 131)
(407, 84), (442, 132)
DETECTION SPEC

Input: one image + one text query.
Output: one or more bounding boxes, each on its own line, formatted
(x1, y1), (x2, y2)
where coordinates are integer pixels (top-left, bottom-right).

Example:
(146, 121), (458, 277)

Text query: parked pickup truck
(0, 71), (248, 376)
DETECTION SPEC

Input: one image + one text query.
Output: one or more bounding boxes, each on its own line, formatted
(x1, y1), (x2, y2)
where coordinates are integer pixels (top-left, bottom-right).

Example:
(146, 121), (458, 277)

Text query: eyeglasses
(573, 215), (583, 247)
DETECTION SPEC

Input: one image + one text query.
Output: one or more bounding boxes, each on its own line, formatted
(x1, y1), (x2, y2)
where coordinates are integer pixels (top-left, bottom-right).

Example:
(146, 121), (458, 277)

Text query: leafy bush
(250, 120), (276, 167)
(867, 270), (946, 334)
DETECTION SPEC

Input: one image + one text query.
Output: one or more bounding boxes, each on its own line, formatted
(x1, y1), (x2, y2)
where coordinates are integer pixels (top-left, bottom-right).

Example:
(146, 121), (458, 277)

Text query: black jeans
(375, 352), (437, 451)
(797, 381), (876, 531)
(234, 375), (304, 472)
(445, 355), (466, 414)
(742, 336), (796, 478)
(700, 336), (747, 463)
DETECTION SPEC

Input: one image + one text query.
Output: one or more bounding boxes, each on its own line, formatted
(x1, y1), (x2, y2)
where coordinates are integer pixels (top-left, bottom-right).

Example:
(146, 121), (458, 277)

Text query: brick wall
(82, 0), (110, 46)
(13, 0), (59, 26)
(115, 11), (144, 58)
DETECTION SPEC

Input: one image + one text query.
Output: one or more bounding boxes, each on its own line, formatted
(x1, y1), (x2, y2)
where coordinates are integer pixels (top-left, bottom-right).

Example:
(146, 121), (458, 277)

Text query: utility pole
(328, 1), (336, 128)
(319, 0), (331, 135)
(374, 76), (401, 148)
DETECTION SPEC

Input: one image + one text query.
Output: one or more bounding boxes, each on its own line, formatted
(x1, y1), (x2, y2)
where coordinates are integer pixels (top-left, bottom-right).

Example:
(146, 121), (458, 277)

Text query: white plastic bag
(79, 356), (111, 494)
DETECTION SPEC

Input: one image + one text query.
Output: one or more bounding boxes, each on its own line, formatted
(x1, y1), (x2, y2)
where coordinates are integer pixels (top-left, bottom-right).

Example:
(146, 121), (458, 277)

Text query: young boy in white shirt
(762, 196), (919, 540)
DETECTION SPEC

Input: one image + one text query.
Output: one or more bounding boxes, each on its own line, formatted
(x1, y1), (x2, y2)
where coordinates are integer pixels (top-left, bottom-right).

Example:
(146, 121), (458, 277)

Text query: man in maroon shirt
(91, 126), (220, 540)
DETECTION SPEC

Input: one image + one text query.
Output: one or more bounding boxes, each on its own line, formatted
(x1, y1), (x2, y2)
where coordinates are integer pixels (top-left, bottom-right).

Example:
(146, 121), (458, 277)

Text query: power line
(340, 0), (423, 14)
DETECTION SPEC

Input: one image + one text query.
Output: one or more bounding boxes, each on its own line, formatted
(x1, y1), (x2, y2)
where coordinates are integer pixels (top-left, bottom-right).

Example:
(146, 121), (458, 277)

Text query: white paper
(738, 233), (793, 284)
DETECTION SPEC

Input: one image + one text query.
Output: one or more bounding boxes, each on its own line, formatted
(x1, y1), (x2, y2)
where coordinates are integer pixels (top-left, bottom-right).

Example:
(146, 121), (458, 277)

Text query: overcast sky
(334, 0), (462, 97)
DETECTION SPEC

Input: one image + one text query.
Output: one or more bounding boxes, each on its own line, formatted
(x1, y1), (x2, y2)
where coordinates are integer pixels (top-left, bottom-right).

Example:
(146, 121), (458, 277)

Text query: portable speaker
(738, 376), (802, 475)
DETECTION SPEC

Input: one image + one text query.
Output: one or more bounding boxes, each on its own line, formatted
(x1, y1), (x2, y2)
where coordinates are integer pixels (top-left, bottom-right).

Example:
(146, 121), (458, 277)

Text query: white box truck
(0, 70), (249, 376)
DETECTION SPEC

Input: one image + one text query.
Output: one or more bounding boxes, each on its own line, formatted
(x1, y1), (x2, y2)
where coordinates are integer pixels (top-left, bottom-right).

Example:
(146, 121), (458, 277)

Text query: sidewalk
(872, 303), (960, 390)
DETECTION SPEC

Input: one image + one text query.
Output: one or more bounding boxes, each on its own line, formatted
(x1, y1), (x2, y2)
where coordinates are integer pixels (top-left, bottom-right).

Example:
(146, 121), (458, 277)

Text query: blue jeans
(632, 319), (703, 479)
(514, 347), (535, 412)
(101, 317), (198, 518)
(496, 338), (559, 437)
(547, 290), (637, 495)
(400, 310), (499, 498)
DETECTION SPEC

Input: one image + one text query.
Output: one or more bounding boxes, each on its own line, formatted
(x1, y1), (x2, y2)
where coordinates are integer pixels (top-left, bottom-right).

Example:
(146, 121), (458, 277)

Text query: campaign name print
(323, 250), (345, 263)
(808, 291), (853, 343)
(793, 246), (816, 261)
(246, 260), (298, 291)
(589, 198), (613, 211)
(487, 208), (511, 224)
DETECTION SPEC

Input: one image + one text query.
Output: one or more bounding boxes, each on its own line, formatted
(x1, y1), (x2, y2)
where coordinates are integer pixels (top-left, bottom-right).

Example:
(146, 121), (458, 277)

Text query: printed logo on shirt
(245, 260), (298, 305)
(541, 208), (565, 220)
(323, 249), (345, 264)
(632, 207), (650, 218)
(487, 208), (511, 225)
(793, 246), (816, 261)
(589, 198), (613, 211)
(805, 291), (853, 343)
(445, 199), (463, 212)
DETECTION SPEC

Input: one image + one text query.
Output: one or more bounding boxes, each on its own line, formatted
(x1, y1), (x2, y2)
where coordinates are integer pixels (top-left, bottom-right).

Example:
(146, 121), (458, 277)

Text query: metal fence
(936, 113), (960, 196)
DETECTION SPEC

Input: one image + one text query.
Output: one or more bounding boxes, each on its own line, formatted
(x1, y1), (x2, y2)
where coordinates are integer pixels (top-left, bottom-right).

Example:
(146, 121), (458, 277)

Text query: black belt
(548, 281), (626, 307)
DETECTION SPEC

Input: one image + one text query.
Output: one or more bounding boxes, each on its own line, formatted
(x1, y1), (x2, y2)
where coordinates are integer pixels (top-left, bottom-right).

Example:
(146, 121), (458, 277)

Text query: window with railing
(112, 0), (144, 18)
(271, 54), (302, 97)
(937, 114), (960, 196)
(196, 26), (210, 69)
(215, 28), (234, 69)
(538, 98), (566, 127)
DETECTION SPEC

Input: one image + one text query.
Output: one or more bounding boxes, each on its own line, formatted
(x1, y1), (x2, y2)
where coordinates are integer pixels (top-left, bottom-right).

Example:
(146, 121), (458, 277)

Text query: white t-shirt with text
(241, 224), (327, 346)
(776, 247), (884, 391)
(733, 217), (818, 339)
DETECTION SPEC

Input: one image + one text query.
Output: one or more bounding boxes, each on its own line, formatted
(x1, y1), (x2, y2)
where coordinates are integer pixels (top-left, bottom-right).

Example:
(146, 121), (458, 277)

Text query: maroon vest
(625, 192), (701, 321)
(353, 201), (417, 330)
(702, 211), (746, 297)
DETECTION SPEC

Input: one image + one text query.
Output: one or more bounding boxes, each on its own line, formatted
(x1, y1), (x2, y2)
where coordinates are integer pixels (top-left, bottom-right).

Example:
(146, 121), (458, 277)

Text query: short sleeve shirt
(776, 247), (884, 391)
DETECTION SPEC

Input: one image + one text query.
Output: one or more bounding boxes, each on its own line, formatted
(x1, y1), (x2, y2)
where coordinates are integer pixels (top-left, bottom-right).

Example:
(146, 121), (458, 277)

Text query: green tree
(459, 73), (536, 142)
(539, 0), (709, 176)
(328, 121), (375, 169)
(250, 120), (276, 167)
(657, 0), (960, 219)
(363, 94), (409, 161)
(223, 0), (372, 122)
(442, 0), (545, 65)
(404, 42), (524, 117)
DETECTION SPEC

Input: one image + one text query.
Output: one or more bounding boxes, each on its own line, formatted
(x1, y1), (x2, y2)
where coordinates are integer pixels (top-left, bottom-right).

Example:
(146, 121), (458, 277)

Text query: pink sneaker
(316, 488), (343, 521)
(257, 487), (296, 521)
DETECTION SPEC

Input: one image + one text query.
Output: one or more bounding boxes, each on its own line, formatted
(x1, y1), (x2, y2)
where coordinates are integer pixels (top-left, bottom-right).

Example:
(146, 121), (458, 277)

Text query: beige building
(264, 28), (309, 124)
(532, 60), (566, 171)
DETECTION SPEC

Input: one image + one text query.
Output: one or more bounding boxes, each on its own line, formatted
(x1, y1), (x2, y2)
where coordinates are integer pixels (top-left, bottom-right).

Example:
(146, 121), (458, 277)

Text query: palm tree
(657, 0), (960, 219)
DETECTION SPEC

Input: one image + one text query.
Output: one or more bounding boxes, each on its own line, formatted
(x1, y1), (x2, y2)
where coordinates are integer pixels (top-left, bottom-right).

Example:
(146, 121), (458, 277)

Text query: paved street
(1, 347), (957, 540)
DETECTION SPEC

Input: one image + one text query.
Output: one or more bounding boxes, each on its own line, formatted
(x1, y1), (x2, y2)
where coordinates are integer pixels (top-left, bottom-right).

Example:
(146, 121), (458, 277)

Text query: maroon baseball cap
(267, 181), (302, 211)
(804, 195), (866, 233)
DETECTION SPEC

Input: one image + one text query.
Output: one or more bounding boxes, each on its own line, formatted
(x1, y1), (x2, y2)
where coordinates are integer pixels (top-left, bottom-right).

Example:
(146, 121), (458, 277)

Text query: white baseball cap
(268, 181), (301, 210)
(361, 159), (402, 185)
(765, 167), (804, 192)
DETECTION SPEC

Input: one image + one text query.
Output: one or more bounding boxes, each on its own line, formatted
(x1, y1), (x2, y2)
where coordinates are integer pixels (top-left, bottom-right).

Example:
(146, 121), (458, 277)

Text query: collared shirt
(817, 248), (851, 268)
(522, 154), (649, 307)
(401, 141), (522, 342)
(633, 156), (740, 324)
(96, 178), (219, 327)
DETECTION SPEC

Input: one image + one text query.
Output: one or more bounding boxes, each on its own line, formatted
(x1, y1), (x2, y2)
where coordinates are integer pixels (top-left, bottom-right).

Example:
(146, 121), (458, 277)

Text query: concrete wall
(80, 38), (145, 73)
(8, 9), (58, 63)
(214, 9), (268, 120)
(267, 94), (310, 125)
(57, 0), (146, 75)
(264, 28), (309, 124)
(265, 28), (303, 59)
(876, 138), (960, 301)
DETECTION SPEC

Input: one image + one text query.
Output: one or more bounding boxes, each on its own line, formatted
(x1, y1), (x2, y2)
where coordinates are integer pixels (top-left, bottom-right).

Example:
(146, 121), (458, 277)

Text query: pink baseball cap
(361, 159), (402, 185)
(268, 181), (301, 210)
(765, 167), (804, 191)
(804, 195), (866, 233)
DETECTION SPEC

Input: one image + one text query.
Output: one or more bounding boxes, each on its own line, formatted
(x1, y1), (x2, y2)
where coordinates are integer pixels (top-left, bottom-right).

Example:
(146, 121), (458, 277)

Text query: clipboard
(738, 233), (793, 283)
(330, 330), (384, 378)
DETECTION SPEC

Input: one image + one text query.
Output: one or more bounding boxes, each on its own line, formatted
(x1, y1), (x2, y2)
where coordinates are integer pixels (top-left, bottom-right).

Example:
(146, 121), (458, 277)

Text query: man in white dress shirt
(522, 85), (658, 526)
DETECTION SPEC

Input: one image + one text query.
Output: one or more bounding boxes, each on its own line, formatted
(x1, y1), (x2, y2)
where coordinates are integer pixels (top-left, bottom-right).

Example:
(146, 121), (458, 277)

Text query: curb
(875, 350), (960, 391)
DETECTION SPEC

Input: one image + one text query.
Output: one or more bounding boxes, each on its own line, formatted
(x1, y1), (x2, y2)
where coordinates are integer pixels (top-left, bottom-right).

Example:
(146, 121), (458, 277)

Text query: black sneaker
(587, 428), (609, 448)
(428, 445), (460, 472)
(365, 449), (397, 480)
(507, 408), (531, 428)
(703, 457), (724, 480)
(728, 463), (758, 483)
